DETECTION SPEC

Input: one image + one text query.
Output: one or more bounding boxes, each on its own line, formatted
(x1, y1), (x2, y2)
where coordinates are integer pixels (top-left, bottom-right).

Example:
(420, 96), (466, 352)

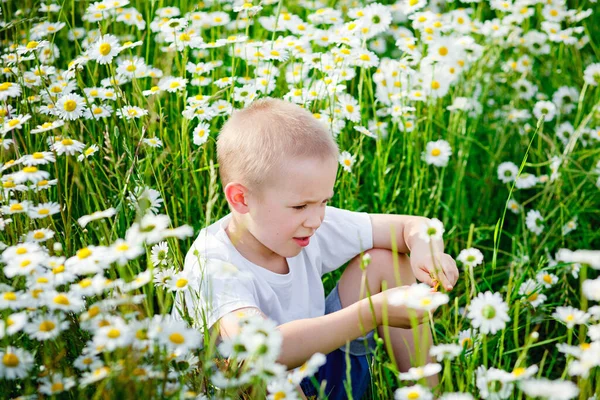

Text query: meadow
(0, 0), (599, 398)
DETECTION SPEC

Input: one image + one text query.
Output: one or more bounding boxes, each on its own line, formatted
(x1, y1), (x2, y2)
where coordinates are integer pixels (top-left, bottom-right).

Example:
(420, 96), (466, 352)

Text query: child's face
(246, 156), (338, 259)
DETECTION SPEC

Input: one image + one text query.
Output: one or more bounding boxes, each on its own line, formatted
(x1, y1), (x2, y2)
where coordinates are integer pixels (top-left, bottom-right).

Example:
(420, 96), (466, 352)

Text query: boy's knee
(363, 249), (415, 288)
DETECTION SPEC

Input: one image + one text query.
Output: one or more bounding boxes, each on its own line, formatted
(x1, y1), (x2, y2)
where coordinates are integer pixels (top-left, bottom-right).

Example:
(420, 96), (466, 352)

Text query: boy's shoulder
(184, 214), (234, 269)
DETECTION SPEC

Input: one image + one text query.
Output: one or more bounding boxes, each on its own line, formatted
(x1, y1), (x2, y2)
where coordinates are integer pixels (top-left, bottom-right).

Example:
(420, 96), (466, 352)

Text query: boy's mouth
(293, 236), (311, 247)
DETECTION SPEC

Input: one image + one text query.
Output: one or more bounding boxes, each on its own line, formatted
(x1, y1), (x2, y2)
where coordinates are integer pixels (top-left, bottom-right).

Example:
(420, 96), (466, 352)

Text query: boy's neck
(225, 216), (289, 275)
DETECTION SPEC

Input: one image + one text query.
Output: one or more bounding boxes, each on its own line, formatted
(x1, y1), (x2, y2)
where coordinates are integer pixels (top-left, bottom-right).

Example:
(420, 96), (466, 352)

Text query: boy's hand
(409, 250), (459, 291)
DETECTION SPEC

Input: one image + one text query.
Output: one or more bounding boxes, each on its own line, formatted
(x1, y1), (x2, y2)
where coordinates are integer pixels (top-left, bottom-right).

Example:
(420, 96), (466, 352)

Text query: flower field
(1, 0), (599, 399)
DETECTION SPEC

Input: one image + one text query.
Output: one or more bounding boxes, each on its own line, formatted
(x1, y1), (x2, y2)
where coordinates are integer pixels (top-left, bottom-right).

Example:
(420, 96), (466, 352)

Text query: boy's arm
(218, 289), (422, 370)
(369, 213), (459, 291)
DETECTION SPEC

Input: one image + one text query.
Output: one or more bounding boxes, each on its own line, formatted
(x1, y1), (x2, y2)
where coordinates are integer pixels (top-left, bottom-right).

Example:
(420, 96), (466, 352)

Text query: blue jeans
(299, 284), (376, 399)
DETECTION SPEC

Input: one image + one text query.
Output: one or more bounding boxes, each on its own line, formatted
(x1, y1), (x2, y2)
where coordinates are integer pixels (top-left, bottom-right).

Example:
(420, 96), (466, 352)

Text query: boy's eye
(293, 200), (328, 210)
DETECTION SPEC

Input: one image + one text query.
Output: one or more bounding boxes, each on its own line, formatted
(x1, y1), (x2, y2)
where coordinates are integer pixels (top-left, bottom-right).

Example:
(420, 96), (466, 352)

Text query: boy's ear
(224, 182), (250, 214)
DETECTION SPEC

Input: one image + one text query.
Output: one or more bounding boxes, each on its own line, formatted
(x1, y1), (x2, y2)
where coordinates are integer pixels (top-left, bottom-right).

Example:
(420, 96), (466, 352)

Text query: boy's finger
(447, 256), (459, 285)
(415, 268), (435, 287)
(437, 269), (453, 291)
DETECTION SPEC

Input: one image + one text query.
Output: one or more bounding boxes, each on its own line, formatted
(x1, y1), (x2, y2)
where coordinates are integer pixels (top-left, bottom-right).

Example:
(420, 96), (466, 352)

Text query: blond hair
(217, 98), (339, 191)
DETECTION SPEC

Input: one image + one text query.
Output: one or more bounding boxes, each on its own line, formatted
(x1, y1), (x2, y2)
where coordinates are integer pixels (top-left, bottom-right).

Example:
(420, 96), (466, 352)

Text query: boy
(178, 98), (459, 399)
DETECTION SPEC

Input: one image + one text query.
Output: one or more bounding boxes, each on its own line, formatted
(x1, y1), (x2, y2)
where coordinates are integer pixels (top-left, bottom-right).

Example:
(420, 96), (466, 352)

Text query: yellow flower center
(431, 81), (440, 89)
(10, 204), (23, 212)
(53, 294), (70, 305)
(40, 320), (56, 332)
(23, 166), (38, 173)
(175, 278), (188, 288)
(52, 265), (65, 274)
(99, 43), (112, 56)
(117, 244), (129, 251)
(513, 367), (526, 377)
(38, 208), (50, 215)
(77, 247), (92, 259)
(3, 292), (17, 301)
(51, 382), (64, 392)
(8, 119), (20, 127)
(431, 148), (441, 156)
(63, 100), (77, 112)
(407, 391), (420, 399)
(108, 328), (121, 338)
(438, 47), (448, 56)
(2, 353), (19, 367)
(359, 54), (370, 61)
(33, 152), (45, 159)
(169, 333), (185, 344)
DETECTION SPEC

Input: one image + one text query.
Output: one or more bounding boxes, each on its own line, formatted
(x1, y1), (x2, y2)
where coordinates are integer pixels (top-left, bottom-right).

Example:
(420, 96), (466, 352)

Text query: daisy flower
(438, 394), (474, 400)
(497, 161), (519, 183)
(266, 380), (298, 400)
(79, 365), (111, 387)
(525, 209), (544, 236)
(85, 103), (113, 120)
(143, 137), (163, 148)
(12, 166), (50, 184)
(399, 363), (442, 381)
(337, 93), (361, 122)
(142, 85), (162, 96)
(166, 270), (197, 293)
(423, 140), (452, 167)
(157, 318), (202, 355)
(476, 366), (514, 400)
(0, 347), (34, 380)
(583, 63), (600, 86)
(5, 312), (28, 335)
(88, 34), (121, 64)
(38, 373), (76, 395)
(467, 291), (510, 334)
(509, 365), (539, 381)
(45, 290), (85, 312)
(77, 207), (117, 228)
(28, 202), (61, 219)
(0, 81), (22, 101)
(338, 151), (356, 172)
(25, 228), (55, 243)
(394, 384), (433, 400)
(2, 114), (31, 134)
(2, 200), (31, 215)
(515, 173), (538, 189)
(21, 151), (56, 166)
(533, 100), (557, 122)
(77, 144), (100, 161)
(561, 217), (577, 236)
(536, 271), (558, 288)
(192, 122), (210, 146)
(354, 125), (378, 139)
(117, 105), (148, 120)
(150, 242), (169, 267)
(153, 267), (177, 289)
(418, 218), (444, 243)
(52, 137), (86, 155)
(582, 278), (600, 301)
(56, 93), (86, 120)
(93, 317), (133, 351)
(158, 76), (188, 93)
(519, 378), (579, 400)
(552, 306), (590, 329)
(351, 48), (379, 68)
(24, 312), (69, 341)
(518, 279), (546, 308)
(457, 248), (484, 268)
(429, 343), (462, 361)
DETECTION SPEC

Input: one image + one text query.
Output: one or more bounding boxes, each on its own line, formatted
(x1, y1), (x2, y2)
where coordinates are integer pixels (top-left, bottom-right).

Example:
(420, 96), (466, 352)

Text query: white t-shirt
(174, 206), (373, 330)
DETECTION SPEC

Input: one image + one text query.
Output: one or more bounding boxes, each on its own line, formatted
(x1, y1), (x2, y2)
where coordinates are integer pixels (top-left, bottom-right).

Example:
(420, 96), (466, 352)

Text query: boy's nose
(304, 211), (323, 229)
